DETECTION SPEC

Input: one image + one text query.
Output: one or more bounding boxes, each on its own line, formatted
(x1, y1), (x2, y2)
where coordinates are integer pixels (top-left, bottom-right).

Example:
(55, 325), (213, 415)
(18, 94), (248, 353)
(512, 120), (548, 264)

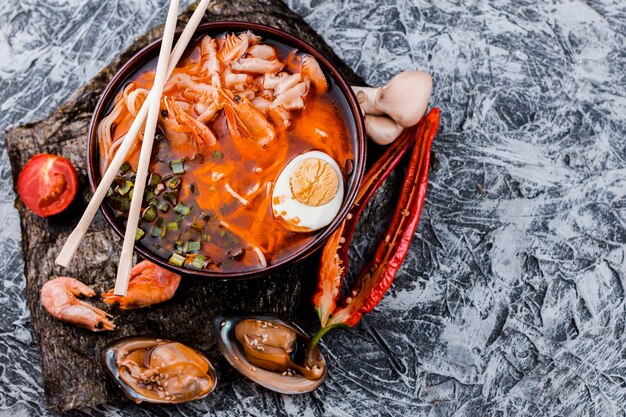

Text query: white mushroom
(352, 71), (432, 142)
(364, 114), (404, 146)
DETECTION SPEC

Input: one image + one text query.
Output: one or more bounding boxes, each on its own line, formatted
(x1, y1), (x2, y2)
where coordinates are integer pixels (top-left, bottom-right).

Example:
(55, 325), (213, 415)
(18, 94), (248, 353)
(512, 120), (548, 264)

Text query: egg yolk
(289, 158), (339, 206)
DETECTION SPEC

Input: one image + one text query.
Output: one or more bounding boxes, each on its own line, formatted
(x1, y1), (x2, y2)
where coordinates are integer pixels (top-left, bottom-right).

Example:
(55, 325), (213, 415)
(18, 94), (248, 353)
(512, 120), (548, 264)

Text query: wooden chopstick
(55, 0), (212, 269)
(112, 0), (180, 296)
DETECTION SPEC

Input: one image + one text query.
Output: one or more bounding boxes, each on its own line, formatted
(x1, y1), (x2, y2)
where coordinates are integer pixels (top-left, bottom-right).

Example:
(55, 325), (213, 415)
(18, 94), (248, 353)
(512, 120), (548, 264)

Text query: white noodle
(246, 183), (260, 196)
(252, 245), (267, 267)
(225, 183), (250, 206)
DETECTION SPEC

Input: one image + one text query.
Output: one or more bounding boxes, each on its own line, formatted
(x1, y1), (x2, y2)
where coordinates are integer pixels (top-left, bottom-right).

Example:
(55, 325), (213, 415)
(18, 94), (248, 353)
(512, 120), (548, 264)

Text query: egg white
(271, 151), (344, 232)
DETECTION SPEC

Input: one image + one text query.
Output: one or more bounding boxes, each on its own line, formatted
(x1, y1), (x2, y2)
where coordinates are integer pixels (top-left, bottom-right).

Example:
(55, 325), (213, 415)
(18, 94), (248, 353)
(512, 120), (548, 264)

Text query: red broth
(99, 32), (355, 272)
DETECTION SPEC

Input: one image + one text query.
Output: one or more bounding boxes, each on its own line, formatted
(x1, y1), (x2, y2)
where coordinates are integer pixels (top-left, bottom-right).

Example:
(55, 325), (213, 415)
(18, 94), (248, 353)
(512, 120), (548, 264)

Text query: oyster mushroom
(101, 337), (217, 404)
(213, 314), (326, 394)
(352, 70), (432, 145)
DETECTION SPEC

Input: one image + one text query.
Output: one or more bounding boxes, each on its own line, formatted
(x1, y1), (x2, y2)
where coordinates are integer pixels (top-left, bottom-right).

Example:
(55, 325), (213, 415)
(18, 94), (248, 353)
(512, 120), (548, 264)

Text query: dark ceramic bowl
(87, 21), (366, 279)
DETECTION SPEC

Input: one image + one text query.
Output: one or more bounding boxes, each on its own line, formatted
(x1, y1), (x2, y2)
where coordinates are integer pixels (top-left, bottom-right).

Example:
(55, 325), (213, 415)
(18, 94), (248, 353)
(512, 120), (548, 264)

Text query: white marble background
(1, 0), (626, 416)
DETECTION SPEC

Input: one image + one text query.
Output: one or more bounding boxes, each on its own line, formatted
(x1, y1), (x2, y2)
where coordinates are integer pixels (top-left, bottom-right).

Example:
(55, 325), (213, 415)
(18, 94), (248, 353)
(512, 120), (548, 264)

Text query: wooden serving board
(5, 0), (363, 411)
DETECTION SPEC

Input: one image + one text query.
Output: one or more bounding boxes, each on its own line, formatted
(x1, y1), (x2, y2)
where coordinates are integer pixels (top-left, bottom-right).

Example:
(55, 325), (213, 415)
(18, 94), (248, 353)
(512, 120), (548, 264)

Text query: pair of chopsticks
(56, 0), (212, 295)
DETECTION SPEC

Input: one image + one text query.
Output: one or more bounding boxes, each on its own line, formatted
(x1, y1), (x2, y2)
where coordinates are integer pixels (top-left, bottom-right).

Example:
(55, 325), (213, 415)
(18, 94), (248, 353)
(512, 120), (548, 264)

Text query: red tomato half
(17, 154), (78, 218)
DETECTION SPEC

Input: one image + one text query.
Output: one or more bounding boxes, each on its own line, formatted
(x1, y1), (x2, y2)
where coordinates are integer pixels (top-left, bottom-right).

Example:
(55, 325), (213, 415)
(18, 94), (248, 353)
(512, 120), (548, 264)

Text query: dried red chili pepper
(311, 108), (440, 345)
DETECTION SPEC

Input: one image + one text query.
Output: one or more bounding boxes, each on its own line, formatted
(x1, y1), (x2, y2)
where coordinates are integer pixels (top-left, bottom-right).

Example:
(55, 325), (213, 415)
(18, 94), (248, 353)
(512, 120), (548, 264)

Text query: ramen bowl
(87, 21), (366, 279)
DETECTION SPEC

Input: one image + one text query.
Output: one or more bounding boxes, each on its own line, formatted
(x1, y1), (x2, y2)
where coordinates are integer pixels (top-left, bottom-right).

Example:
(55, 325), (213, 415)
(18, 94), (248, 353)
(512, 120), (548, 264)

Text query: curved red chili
(312, 108), (440, 337)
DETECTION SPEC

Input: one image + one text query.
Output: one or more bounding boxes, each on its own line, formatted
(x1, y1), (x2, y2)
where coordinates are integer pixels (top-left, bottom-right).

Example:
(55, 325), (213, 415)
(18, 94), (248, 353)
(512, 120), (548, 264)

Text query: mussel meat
(101, 337), (217, 404)
(213, 314), (326, 394)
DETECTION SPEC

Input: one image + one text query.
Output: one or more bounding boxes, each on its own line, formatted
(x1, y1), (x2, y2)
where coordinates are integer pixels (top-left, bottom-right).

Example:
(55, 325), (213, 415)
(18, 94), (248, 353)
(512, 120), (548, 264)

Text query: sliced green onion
(150, 226), (163, 238)
(163, 192), (178, 206)
(135, 228), (145, 241)
(117, 180), (133, 195)
(175, 241), (184, 254)
(148, 198), (158, 207)
(146, 190), (155, 201)
(149, 173), (162, 187)
(158, 202), (170, 213)
(169, 253), (185, 266)
(142, 206), (157, 222)
(119, 198), (130, 212)
(190, 221), (204, 232)
(191, 255), (206, 269)
(120, 162), (132, 174)
(187, 241), (201, 252)
(167, 178), (181, 189)
(170, 159), (185, 175)
(212, 150), (224, 159)
(174, 214), (185, 222)
(174, 203), (191, 216)
(166, 221), (179, 231)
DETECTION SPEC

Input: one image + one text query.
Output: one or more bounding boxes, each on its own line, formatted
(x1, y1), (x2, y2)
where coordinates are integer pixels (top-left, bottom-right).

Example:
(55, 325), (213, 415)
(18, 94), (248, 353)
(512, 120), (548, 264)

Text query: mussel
(101, 337), (217, 404)
(213, 314), (326, 394)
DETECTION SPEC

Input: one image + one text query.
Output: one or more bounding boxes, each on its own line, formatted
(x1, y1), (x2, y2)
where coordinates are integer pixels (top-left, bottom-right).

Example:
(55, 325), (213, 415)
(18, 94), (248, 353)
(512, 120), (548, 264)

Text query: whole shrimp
(41, 277), (115, 332)
(103, 260), (181, 309)
(220, 89), (276, 147)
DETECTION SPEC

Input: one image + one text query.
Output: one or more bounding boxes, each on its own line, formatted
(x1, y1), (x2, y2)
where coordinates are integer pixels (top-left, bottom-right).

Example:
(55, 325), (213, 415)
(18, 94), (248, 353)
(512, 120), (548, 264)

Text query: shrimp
(103, 260), (181, 309)
(273, 81), (308, 110)
(41, 277), (115, 332)
(230, 58), (283, 74)
(219, 33), (248, 63)
(159, 96), (218, 148)
(199, 35), (220, 87)
(247, 44), (276, 60)
(301, 55), (328, 94)
(220, 89), (276, 147)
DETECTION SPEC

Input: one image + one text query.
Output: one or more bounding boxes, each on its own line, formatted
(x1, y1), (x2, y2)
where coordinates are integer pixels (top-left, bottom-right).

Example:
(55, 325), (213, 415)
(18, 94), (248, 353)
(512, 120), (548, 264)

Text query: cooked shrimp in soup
(98, 31), (355, 273)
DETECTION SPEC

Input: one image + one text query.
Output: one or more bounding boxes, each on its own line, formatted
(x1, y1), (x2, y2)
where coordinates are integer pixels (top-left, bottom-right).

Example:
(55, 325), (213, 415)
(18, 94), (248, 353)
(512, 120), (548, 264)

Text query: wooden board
(5, 0), (363, 411)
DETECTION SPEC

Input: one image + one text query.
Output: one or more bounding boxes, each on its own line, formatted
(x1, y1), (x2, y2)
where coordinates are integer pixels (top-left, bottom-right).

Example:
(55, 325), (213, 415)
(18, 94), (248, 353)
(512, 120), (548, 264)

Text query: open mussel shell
(213, 314), (327, 394)
(101, 336), (218, 404)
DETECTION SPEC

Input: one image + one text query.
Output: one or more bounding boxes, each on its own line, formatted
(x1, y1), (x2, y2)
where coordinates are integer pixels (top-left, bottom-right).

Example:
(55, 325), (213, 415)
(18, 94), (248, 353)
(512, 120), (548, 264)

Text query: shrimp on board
(103, 260), (181, 309)
(41, 277), (115, 332)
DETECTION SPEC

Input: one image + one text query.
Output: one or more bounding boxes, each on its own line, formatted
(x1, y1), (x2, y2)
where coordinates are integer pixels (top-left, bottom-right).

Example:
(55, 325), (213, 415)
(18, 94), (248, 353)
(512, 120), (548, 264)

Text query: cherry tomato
(17, 154), (78, 218)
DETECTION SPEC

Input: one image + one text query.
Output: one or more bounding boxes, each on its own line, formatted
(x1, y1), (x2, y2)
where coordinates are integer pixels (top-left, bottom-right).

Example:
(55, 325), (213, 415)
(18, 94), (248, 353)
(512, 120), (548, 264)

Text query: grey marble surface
(1, 0), (626, 416)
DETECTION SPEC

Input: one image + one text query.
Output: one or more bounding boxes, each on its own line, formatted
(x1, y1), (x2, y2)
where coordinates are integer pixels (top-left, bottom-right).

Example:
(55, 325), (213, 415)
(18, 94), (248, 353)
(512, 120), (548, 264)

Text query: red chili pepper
(312, 126), (417, 328)
(312, 108), (440, 341)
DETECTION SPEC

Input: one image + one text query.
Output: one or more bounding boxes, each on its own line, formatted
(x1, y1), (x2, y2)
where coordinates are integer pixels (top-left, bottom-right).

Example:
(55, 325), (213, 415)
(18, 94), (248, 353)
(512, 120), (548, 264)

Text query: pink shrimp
(301, 55), (328, 94)
(102, 260), (181, 309)
(220, 89), (276, 147)
(159, 96), (217, 148)
(41, 277), (115, 332)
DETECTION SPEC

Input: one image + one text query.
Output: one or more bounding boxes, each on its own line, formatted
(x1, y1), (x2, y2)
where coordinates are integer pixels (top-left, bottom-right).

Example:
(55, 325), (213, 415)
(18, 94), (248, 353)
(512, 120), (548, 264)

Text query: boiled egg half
(272, 151), (344, 232)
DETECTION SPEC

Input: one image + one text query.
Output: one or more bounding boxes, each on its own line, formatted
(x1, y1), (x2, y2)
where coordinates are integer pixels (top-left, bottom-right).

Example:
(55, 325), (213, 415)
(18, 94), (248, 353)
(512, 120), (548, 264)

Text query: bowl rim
(87, 20), (366, 280)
